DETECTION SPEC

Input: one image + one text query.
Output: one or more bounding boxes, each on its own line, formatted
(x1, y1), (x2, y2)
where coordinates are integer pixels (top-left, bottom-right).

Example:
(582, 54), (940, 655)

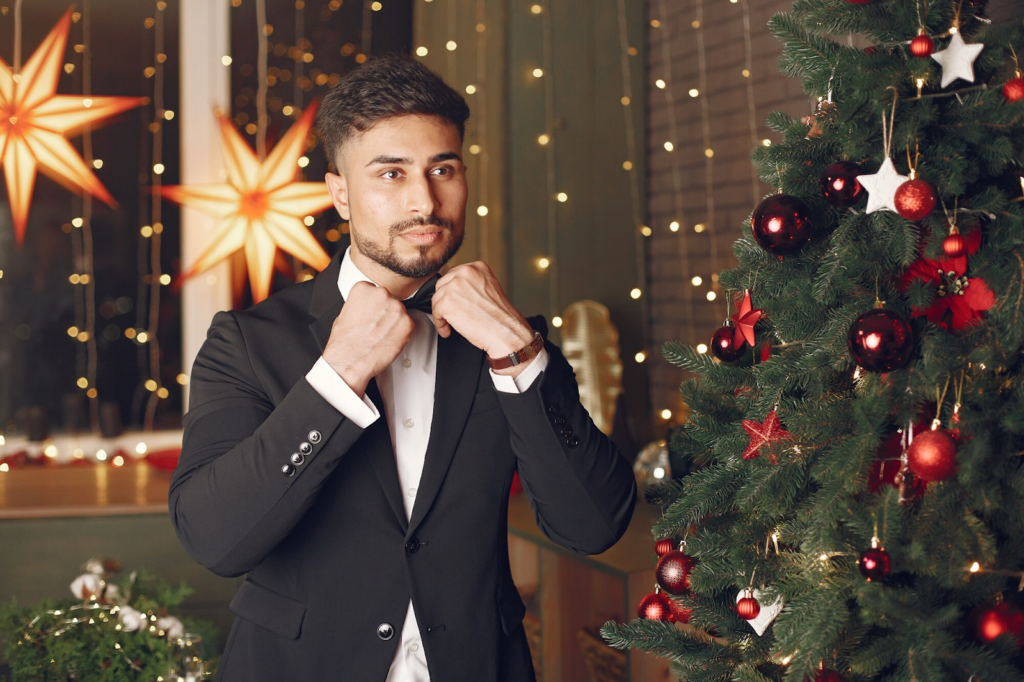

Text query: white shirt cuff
(489, 348), (549, 394)
(305, 357), (380, 429)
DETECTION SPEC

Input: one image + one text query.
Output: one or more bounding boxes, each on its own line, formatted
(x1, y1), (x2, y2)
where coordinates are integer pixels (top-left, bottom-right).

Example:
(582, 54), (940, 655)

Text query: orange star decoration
(159, 104), (333, 302)
(0, 7), (147, 245)
(730, 289), (763, 347)
(742, 409), (790, 462)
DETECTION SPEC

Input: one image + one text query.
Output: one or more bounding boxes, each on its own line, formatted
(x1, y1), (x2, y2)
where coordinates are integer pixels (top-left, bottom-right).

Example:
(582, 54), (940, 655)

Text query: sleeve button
(281, 464), (296, 477)
(308, 430), (322, 444)
(299, 441), (313, 455)
(290, 453), (305, 466)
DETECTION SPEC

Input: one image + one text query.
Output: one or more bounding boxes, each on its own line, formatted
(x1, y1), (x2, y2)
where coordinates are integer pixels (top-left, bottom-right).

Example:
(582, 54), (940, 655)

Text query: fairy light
(551, 316), (563, 328)
(691, 276), (702, 286)
(970, 561), (981, 573)
(635, 351), (646, 363)
(737, 0), (761, 207)
(653, 0), (695, 346)
(696, 344), (708, 354)
(660, 409), (672, 420)
(537, 257), (551, 270)
(669, 221), (680, 232)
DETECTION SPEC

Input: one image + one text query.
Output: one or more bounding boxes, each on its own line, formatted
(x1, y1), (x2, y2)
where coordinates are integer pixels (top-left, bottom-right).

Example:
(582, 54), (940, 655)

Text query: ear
(324, 171), (350, 221)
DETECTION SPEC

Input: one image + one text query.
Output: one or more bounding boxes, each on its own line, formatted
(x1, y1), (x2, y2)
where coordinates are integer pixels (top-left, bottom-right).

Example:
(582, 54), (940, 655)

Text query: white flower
(103, 583), (122, 604)
(157, 615), (184, 639)
(70, 573), (101, 600)
(118, 606), (144, 632)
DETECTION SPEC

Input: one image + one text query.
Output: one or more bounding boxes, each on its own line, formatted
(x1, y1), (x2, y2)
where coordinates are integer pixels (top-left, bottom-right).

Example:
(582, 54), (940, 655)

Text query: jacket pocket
(497, 589), (527, 635)
(469, 388), (501, 416)
(229, 579), (307, 640)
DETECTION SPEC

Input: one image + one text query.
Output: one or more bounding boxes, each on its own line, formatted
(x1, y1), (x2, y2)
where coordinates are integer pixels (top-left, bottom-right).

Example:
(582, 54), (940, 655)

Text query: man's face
(325, 114), (467, 279)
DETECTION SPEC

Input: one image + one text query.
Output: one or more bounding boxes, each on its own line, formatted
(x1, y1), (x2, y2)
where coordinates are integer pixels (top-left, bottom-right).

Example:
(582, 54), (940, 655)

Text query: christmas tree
(602, 1), (1024, 680)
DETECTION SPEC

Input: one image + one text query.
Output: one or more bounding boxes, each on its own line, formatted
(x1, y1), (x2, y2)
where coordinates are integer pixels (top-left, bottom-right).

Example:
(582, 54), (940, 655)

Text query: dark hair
(316, 54), (470, 170)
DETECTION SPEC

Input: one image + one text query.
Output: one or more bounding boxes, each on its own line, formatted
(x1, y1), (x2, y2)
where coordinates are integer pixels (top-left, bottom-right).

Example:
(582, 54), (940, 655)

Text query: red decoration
(899, 229), (994, 331)
(731, 290), (763, 347)
(910, 33), (936, 58)
(751, 194), (812, 256)
(742, 410), (790, 461)
(820, 161), (864, 208)
(1003, 76), (1024, 103)
(638, 591), (672, 621)
(808, 671), (847, 682)
(907, 428), (957, 481)
(868, 428), (927, 500)
(894, 178), (937, 221)
(736, 594), (761, 620)
(760, 343), (772, 362)
(847, 308), (915, 373)
(845, 0), (873, 4)
(974, 601), (1024, 647)
(711, 324), (748, 363)
(655, 539), (675, 557)
(667, 597), (692, 624)
(858, 546), (892, 581)
(656, 550), (696, 595)
(943, 230), (968, 258)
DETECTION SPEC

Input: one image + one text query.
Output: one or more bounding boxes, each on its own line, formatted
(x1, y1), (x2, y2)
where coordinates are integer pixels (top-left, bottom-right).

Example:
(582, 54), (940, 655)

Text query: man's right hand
(322, 281), (414, 397)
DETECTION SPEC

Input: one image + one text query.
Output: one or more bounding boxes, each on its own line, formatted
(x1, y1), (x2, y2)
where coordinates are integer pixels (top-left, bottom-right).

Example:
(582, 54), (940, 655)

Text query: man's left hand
(431, 262), (535, 363)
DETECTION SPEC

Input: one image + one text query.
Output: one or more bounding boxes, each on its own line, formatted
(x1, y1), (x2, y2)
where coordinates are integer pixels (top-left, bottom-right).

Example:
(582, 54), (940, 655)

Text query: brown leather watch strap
(488, 331), (544, 370)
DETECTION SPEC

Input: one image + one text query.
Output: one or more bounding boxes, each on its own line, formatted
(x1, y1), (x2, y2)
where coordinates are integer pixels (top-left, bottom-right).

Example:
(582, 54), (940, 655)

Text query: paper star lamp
(857, 158), (909, 214)
(931, 31), (985, 88)
(730, 289), (762, 347)
(159, 104), (334, 302)
(742, 409), (790, 462)
(0, 7), (147, 244)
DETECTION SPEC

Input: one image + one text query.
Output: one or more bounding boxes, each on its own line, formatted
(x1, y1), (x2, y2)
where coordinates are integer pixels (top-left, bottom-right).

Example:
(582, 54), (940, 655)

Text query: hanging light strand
(655, 0), (695, 344)
(474, 0), (490, 263)
(694, 0), (721, 310)
(615, 0), (649, 351)
(255, 0), (269, 159)
(80, 0), (100, 427)
(294, 0), (305, 113)
(143, 0), (169, 430)
(540, 0), (559, 323)
(13, 0), (22, 75)
(738, 0), (761, 208)
(361, 0), (374, 61)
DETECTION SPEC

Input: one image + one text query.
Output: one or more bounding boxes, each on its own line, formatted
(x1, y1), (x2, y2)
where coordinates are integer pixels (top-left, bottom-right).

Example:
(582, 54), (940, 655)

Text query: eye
(382, 169), (402, 180)
(432, 165), (454, 176)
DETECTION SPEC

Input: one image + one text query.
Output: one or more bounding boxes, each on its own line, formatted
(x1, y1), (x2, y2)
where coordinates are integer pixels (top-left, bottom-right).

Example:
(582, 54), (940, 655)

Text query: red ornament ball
(751, 194), (813, 256)
(847, 308), (914, 373)
(1004, 77), (1024, 103)
(655, 539), (675, 557)
(894, 178), (937, 221)
(907, 428), (958, 481)
(710, 325), (748, 363)
(909, 33), (935, 58)
(943, 231), (968, 258)
(820, 161), (865, 208)
(668, 598), (692, 624)
(975, 602), (1024, 647)
(638, 591), (672, 621)
(656, 550), (696, 595)
(736, 594), (761, 620)
(805, 671), (848, 682)
(858, 547), (892, 581)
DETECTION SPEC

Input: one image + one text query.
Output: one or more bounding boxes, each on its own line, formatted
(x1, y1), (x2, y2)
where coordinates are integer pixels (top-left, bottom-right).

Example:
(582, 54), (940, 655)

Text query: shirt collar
(337, 246), (424, 302)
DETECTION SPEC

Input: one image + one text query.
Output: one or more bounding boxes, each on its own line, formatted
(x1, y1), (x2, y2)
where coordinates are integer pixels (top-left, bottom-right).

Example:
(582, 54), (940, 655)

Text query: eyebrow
(365, 151), (463, 167)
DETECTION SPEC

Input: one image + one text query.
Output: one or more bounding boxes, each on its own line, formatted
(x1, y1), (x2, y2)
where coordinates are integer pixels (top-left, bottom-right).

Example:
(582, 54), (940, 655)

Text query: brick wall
(644, 0), (807, 421)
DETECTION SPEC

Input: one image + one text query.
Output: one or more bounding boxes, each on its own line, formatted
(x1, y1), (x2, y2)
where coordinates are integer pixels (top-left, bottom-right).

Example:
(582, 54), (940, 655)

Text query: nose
(405, 172), (441, 217)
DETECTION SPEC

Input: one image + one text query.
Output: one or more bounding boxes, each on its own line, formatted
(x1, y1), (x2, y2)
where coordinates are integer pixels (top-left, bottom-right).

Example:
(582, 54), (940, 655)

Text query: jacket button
(405, 537), (421, 553)
(308, 430), (322, 444)
(290, 452), (305, 466)
(553, 416), (565, 426)
(377, 623), (394, 641)
(299, 441), (313, 455)
(281, 464), (296, 477)
(547, 404), (559, 415)
(568, 436), (580, 448)
(560, 426), (573, 439)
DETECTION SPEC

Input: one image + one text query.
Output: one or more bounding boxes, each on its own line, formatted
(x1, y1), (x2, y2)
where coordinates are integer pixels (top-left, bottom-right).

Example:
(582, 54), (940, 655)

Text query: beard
(351, 215), (464, 278)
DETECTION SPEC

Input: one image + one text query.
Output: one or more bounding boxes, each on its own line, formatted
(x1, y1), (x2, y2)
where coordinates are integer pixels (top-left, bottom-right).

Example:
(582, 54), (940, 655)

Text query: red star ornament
(898, 228), (994, 331)
(731, 290), (763, 347)
(742, 409), (790, 461)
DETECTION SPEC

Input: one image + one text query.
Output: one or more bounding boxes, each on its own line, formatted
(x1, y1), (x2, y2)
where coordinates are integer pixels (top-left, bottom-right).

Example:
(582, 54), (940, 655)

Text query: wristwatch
(488, 331), (544, 370)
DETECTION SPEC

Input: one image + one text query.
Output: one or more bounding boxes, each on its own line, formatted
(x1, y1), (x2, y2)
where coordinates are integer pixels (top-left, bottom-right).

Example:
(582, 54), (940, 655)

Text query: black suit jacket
(169, 251), (637, 681)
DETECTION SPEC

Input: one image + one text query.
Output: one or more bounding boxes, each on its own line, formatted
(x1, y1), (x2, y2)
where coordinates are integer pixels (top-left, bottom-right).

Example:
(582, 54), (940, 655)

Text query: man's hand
(431, 262), (535, 365)
(323, 281), (415, 397)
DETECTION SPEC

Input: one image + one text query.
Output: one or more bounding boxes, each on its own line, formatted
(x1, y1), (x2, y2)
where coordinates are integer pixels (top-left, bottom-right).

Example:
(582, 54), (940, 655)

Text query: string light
(669, 221), (680, 232)
(696, 344), (708, 354)
(537, 257), (551, 270)
(635, 351), (646, 363)
(738, 0), (761, 208)
(694, 0), (720, 307)
(660, 409), (672, 420)
(691, 276), (702, 286)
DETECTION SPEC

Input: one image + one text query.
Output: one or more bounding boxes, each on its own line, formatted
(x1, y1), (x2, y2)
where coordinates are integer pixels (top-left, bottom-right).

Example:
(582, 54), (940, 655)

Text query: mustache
(389, 216), (455, 236)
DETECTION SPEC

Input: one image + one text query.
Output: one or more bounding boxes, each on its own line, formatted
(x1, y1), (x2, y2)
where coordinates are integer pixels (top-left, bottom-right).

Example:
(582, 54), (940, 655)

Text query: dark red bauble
(974, 602), (1024, 647)
(847, 308), (914, 373)
(943, 231), (968, 258)
(909, 33), (935, 58)
(845, 0), (873, 4)
(751, 194), (812, 256)
(710, 325), (748, 363)
(638, 592), (672, 621)
(655, 539), (675, 557)
(656, 550), (696, 595)
(858, 547), (892, 581)
(820, 161), (865, 208)
(894, 178), (938, 221)
(736, 595), (761, 620)
(804, 671), (848, 682)
(907, 428), (957, 481)
(1004, 77), (1024, 103)
(668, 598), (692, 624)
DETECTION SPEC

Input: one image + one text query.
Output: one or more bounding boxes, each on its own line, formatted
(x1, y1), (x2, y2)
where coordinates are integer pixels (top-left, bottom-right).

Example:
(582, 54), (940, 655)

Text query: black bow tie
(402, 275), (439, 315)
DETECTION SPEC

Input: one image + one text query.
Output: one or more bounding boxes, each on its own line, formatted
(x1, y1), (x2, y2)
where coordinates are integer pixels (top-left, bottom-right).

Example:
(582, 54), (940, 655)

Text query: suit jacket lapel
(307, 251), (408, 532)
(405, 330), (482, 542)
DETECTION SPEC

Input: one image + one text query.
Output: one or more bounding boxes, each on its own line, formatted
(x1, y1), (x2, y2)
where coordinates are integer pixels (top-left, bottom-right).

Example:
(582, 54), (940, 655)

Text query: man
(169, 54), (636, 681)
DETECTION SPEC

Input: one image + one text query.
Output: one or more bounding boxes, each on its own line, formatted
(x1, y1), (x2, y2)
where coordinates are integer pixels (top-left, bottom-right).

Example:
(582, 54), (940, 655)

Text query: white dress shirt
(304, 247), (548, 681)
